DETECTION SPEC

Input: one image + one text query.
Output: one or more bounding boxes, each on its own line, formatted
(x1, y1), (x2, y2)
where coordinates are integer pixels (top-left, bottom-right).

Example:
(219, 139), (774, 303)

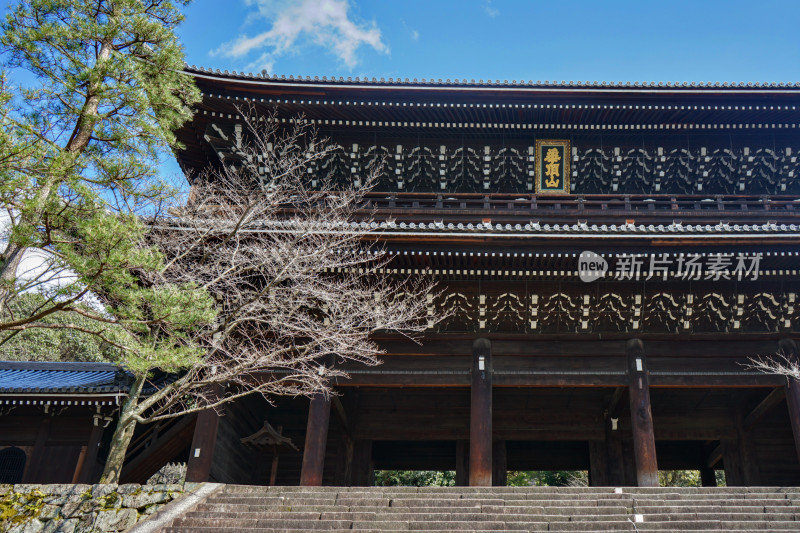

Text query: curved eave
(185, 67), (800, 96)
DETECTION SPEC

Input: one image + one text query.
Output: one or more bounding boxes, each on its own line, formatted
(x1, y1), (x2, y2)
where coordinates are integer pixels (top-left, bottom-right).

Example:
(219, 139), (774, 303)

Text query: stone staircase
(159, 485), (800, 532)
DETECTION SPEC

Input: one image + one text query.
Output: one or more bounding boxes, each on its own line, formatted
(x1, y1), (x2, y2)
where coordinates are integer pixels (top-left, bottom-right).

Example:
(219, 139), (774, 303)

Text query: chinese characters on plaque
(535, 139), (570, 194)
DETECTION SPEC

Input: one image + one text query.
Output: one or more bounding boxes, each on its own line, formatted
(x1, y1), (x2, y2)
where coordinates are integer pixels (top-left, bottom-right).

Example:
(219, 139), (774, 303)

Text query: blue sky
(179, 0), (800, 83)
(2, 0), (799, 180)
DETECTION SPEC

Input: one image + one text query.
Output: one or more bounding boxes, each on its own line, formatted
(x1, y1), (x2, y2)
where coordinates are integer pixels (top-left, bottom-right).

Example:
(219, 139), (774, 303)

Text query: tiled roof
(185, 65), (800, 91)
(0, 361), (127, 394)
(217, 219), (800, 238)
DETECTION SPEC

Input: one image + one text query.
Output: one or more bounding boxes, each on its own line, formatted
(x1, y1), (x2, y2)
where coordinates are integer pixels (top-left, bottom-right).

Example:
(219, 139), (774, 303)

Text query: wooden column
(300, 393), (332, 486)
(733, 403), (760, 485)
(700, 467), (717, 487)
(469, 338), (492, 486)
(779, 338), (800, 465)
(492, 440), (507, 487)
(186, 385), (222, 483)
(23, 417), (51, 483)
(76, 420), (104, 483)
(588, 440), (608, 487)
(621, 440), (638, 486)
(626, 339), (658, 487)
(721, 437), (744, 486)
(334, 435), (354, 486)
(606, 419), (626, 486)
(455, 440), (469, 486)
(351, 440), (373, 486)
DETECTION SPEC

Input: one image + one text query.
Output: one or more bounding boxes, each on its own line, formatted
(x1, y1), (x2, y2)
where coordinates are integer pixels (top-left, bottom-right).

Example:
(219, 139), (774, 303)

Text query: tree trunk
(100, 374), (145, 483)
(0, 242), (25, 313)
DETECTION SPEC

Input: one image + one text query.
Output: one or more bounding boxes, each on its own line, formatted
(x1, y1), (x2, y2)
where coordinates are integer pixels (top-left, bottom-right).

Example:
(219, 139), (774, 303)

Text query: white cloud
(410, 29), (419, 41)
(483, 0), (499, 17)
(214, 0), (387, 71)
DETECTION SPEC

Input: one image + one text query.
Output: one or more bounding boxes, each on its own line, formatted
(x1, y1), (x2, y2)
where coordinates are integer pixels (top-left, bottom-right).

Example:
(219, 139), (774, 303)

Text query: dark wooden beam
(627, 339), (658, 487)
(744, 387), (786, 429)
(492, 440), (507, 487)
(588, 440), (608, 487)
(469, 338), (492, 486)
(332, 396), (350, 436)
(722, 437), (744, 486)
(76, 421), (104, 484)
(351, 440), (373, 486)
(706, 444), (723, 468)
(300, 393), (331, 486)
(733, 402), (760, 485)
(606, 420), (625, 486)
(455, 440), (469, 486)
(606, 387), (626, 419)
(334, 434), (353, 487)
(700, 467), (717, 487)
(121, 414), (197, 484)
(335, 372), (780, 388)
(186, 386), (222, 483)
(779, 338), (800, 466)
(22, 417), (51, 483)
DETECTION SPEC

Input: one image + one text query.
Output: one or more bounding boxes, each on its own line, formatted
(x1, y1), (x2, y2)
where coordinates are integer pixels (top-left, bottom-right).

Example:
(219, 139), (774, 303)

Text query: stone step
(223, 485), (800, 494)
(170, 517), (355, 529)
(185, 509), (637, 523)
(548, 520), (800, 531)
(161, 485), (800, 533)
(212, 491), (799, 504)
(170, 518), (510, 531)
(163, 530), (541, 533)
(635, 504), (798, 513)
(198, 502), (629, 515)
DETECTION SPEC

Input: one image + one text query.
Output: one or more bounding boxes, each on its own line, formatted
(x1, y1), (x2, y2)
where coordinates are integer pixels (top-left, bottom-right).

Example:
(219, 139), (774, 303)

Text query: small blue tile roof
(0, 361), (127, 394)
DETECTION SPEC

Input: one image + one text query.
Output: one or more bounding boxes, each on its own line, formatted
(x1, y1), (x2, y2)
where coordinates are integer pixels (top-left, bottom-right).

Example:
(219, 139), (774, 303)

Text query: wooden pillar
(588, 440), (608, 487)
(492, 440), (507, 487)
(22, 417), (51, 483)
(626, 339), (658, 487)
(621, 440), (638, 486)
(721, 437), (744, 486)
(469, 338), (492, 486)
(186, 385), (222, 483)
(334, 435), (354, 486)
(733, 403), (760, 485)
(606, 419), (626, 486)
(76, 420), (104, 483)
(779, 338), (800, 466)
(351, 439), (373, 486)
(455, 440), (469, 486)
(300, 393), (332, 486)
(700, 467), (717, 487)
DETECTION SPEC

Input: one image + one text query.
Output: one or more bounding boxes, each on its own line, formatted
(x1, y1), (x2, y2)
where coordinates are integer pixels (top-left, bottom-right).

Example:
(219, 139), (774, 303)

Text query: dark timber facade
(176, 71), (800, 487)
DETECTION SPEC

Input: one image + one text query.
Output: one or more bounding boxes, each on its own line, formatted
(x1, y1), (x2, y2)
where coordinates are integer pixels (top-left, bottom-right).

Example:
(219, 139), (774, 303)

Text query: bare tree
(748, 346), (800, 381)
(97, 112), (436, 483)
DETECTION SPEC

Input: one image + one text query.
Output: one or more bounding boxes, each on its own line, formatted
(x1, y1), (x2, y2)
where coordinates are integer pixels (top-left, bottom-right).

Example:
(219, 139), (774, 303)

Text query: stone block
(121, 491), (169, 509)
(91, 485), (118, 498)
(8, 518), (44, 533)
(42, 519), (78, 533)
(116, 484), (140, 495)
(39, 504), (61, 521)
(94, 508), (138, 532)
(60, 497), (95, 519)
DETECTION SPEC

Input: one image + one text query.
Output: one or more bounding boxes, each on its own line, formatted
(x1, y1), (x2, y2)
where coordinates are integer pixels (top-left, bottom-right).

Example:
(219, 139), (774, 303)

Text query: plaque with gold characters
(535, 139), (571, 194)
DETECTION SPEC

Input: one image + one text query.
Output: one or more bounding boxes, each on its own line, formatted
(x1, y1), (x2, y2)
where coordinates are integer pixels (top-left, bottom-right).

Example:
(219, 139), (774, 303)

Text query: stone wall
(0, 483), (183, 533)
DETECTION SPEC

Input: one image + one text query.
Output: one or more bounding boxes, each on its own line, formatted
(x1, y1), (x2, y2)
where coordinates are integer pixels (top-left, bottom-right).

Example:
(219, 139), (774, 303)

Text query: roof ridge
(0, 360), (121, 372)
(183, 65), (800, 90)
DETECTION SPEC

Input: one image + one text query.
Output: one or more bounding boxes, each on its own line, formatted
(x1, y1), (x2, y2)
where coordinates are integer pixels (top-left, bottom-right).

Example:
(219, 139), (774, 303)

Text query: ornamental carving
(428, 284), (799, 334)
